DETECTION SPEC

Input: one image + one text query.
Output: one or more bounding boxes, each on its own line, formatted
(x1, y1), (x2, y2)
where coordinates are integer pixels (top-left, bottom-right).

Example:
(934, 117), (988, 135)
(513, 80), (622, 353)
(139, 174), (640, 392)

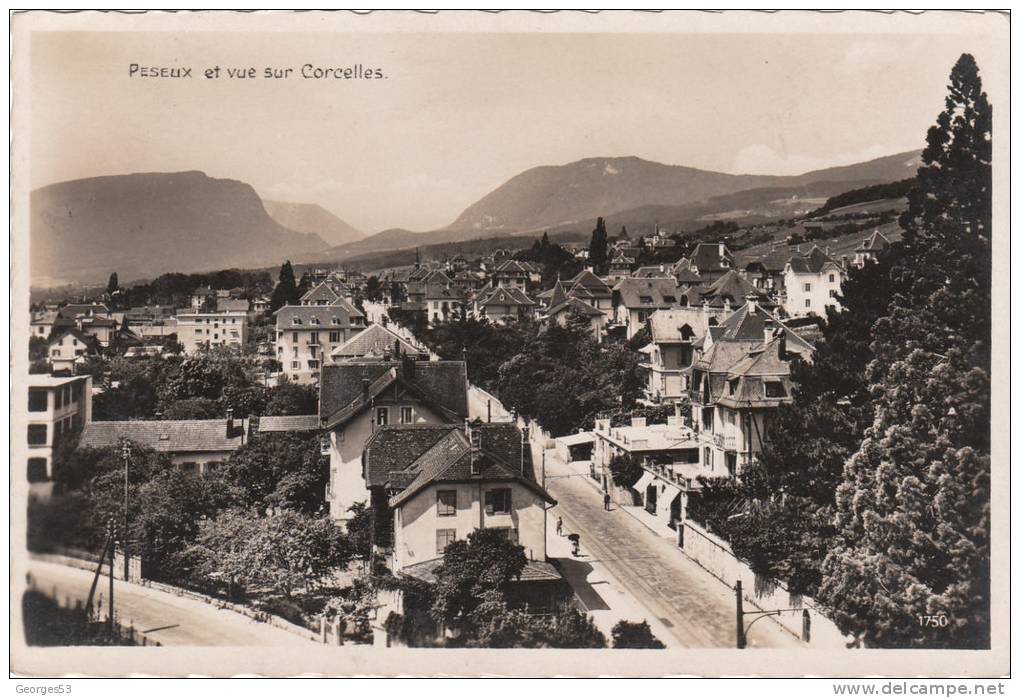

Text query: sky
(29, 28), (1002, 235)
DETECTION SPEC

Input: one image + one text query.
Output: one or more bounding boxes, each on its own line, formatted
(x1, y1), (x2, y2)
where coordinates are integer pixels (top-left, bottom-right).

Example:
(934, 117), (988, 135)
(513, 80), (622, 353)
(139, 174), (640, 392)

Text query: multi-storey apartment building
(26, 374), (93, 482)
(175, 310), (249, 354)
(275, 304), (366, 384)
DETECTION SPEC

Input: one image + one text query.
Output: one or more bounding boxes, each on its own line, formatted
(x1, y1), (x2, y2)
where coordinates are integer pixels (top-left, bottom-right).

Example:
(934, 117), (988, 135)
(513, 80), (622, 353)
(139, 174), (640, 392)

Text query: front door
(645, 484), (658, 515)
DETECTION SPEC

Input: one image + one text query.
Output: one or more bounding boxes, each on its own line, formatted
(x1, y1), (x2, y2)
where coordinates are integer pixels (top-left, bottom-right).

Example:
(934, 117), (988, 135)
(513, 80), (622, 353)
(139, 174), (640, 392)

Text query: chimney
(777, 329), (788, 362)
(401, 354), (416, 380)
(841, 255), (849, 270)
(226, 408), (234, 437)
(393, 340), (401, 358)
(659, 264), (665, 273)
(724, 298), (731, 312)
(718, 242), (725, 256)
(361, 378), (370, 402)
(745, 295), (757, 314)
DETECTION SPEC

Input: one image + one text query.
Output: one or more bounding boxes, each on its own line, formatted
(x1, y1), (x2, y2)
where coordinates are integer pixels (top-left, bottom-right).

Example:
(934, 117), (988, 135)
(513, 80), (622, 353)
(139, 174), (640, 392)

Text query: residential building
(689, 300), (814, 476)
(473, 286), (536, 324)
(48, 328), (99, 374)
(26, 374), (93, 482)
(633, 264), (674, 279)
(612, 277), (683, 338)
(743, 246), (792, 293)
(490, 260), (537, 291)
(80, 415), (248, 476)
(30, 310), (60, 340)
(190, 287), (217, 311)
(695, 270), (773, 311)
(606, 252), (636, 283)
(854, 230), (892, 267)
(639, 305), (728, 404)
(560, 270), (614, 311)
(671, 258), (704, 287)
(782, 245), (845, 318)
(301, 282), (344, 306)
(329, 323), (429, 363)
(688, 243), (736, 284)
(176, 310), (249, 355)
(275, 304), (366, 384)
(319, 358), (469, 521)
(371, 422), (561, 599)
(543, 292), (607, 341)
(424, 284), (466, 326)
(592, 414), (709, 530)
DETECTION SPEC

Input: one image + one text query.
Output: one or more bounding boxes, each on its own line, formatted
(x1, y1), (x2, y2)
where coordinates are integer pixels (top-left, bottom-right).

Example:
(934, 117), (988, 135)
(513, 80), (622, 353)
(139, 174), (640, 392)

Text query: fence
(680, 520), (846, 648)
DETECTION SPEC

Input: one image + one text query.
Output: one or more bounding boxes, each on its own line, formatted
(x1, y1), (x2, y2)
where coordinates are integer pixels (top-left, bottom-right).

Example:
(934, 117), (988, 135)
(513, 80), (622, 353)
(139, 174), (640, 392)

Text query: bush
(612, 620), (666, 648)
(608, 454), (643, 489)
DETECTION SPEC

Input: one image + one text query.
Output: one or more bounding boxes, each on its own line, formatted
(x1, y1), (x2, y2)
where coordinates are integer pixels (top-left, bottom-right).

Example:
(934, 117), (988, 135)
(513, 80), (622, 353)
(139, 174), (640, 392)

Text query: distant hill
(262, 200), (363, 247)
(30, 171), (329, 286)
(448, 150), (922, 233)
(313, 150), (922, 263)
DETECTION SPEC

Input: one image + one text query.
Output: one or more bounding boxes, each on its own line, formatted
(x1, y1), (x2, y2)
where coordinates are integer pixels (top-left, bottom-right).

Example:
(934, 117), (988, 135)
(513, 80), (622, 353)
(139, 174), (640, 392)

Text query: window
(828, 273), (835, 283)
(727, 379), (738, 395)
(436, 529), (456, 555)
(54, 389), (63, 410)
(400, 406), (413, 424)
(28, 424), (47, 446)
(639, 296), (653, 304)
(27, 458), (48, 483)
(375, 407), (389, 426)
(292, 331), (299, 343)
(293, 317), (302, 325)
(437, 490), (457, 517)
(803, 283), (812, 292)
(331, 318), (340, 326)
(764, 381), (787, 398)
(311, 317), (320, 325)
(28, 389), (47, 412)
(485, 488), (512, 515)
(292, 347), (298, 357)
(805, 299), (811, 308)
(308, 360), (320, 370)
(663, 295), (676, 304)
(829, 289), (837, 298)
(291, 361), (301, 370)
(329, 331), (341, 343)
(704, 446), (713, 470)
(310, 332), (319, 345)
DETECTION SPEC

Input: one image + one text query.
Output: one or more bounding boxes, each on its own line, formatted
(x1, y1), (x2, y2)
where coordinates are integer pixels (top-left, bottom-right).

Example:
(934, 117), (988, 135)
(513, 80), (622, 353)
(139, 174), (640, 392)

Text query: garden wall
(681, 521), (847, 649)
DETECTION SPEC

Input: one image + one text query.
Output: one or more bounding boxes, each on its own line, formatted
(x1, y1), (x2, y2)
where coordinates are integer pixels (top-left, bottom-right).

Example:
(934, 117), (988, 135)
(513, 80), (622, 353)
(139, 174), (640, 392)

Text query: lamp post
(120, 439), (131, 580)
(734, 579), (811, 648)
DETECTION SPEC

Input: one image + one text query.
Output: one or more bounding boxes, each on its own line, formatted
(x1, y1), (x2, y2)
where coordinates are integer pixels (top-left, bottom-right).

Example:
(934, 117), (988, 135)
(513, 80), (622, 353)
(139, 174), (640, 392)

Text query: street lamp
(120, 439), (131, 580)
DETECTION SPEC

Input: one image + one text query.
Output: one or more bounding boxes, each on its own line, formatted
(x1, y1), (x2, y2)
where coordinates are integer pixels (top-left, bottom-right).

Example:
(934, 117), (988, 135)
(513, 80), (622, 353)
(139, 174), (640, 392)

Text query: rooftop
(80, 418), (248, 453)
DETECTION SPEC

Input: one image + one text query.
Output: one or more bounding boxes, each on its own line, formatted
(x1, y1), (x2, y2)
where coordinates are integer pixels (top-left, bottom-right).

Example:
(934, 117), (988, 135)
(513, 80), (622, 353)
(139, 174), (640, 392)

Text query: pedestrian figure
(603, 492), (612, 511)
(556, 516), (563, 536)
(568, 533), (581, 556)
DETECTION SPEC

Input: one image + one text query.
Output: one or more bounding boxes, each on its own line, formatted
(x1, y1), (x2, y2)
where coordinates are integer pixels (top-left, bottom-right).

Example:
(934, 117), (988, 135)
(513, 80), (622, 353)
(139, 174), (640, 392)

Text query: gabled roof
(698, 270), (768, 307)
(745, 247), (792, 273)
(58, 303), (110, 319)
(217, 299), (251, 313)
(564, 270), (612, 295)
(613, 277), (682, 309)
(424, 284), (465, 301)
(786, 246), (843, 274)
(80, 419), (247, 453)
(300, 282), (342, 304)
(648, 308), (716, 343)
(330, 296), (365, 318)
(49, 327), (99, 349)
(318, 360), (468, 428)
(191, 287), (216, 298)
(330, 324), (427, 360)
(714, 303), (814, 355)
(690, 243), (735, 274)
(401, 557), (561, 583)
(547, 296), (605, 319)
(384, 425), (554, 508)
(275, 304), (357, 328)
(541, 281), (569, 308)
(476, 286), (535, 307)
(494, 259), (534, 275)
(633, 266), (673, 278)
(857, 230), (891, 252)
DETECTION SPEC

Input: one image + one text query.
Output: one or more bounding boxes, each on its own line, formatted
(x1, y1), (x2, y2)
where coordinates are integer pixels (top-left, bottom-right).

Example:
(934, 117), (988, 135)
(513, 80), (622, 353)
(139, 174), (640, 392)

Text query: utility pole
(121, 439), (131, 580)
(108, 520), (116, 641)
(735, 580), (747, 649)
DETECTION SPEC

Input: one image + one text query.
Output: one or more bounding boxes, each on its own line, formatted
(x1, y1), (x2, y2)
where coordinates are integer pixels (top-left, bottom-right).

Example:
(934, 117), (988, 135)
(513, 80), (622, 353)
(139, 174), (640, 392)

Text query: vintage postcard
(8, 9), (1010, 679)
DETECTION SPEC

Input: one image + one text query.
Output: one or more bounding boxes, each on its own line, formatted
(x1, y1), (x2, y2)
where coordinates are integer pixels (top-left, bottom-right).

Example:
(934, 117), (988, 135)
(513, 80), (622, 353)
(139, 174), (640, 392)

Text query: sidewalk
(547, 516), (679, 649)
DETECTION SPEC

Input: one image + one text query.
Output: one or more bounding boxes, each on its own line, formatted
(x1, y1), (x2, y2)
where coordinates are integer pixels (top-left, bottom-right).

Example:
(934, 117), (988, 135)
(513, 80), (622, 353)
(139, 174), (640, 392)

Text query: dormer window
(293, 317), (302, 325)
(310, 317), (320, 325)
(764, 381), (787, 398)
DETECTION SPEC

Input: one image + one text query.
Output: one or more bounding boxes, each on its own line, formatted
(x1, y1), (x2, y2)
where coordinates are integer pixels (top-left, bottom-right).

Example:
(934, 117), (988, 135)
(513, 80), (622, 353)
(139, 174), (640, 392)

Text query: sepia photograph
(8, 9), (1010, 680)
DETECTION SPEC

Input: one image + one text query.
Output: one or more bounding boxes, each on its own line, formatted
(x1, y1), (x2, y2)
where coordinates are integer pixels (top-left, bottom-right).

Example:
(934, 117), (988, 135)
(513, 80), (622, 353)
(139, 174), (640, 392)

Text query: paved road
(22, 559), (314, 646)
(540, 447), (802, 649)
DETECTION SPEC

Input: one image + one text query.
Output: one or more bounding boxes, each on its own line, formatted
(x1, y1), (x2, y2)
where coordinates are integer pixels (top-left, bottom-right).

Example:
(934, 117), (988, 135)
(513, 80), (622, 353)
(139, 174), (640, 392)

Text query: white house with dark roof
(79, 415), (248, 476)
(689, 300), (814, 476)
(688, 243), (736, 284)
(639, 305), (730, 404)
(275, 303), (367, 384)
(365, 422), (558, 588)
(318, 358), (469, 521)
(48, 328), (100, 374)
(782, 245), (845, 318)
(473, 286), (536, 325)
(854, 230), (892, 267)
